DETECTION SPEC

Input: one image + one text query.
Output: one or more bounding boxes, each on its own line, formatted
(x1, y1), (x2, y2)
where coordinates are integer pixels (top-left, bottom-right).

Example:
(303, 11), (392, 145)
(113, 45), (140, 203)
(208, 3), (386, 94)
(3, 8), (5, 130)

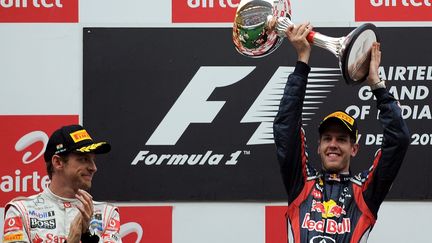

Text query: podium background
(1, 1), (431, 242)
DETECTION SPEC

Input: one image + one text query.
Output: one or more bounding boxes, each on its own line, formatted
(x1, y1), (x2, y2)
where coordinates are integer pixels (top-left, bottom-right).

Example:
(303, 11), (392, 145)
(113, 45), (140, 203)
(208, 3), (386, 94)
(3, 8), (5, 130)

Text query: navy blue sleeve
(362, 88), (410, 217)
(273, 61), (312, 203)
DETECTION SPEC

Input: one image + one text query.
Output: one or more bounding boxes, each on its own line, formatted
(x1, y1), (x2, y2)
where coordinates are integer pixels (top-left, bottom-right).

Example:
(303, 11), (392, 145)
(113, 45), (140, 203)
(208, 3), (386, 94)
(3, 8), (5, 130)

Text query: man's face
(62, 152), (97, 190)
(318, 122), (359, 173)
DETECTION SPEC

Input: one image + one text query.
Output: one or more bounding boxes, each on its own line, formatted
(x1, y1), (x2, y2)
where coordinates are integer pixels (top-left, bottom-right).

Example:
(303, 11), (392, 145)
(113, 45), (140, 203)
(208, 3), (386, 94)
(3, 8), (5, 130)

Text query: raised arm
(362, 43), (410, 217)
(273, 23), (314, 202)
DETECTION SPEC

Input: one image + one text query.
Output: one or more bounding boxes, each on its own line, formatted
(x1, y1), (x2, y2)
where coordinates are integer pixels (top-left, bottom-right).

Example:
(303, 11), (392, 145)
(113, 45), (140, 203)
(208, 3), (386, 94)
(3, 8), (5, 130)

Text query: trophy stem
(312, 33), (345, 58)
(275, 17), (344, 58)
(274, 17), (294, 37)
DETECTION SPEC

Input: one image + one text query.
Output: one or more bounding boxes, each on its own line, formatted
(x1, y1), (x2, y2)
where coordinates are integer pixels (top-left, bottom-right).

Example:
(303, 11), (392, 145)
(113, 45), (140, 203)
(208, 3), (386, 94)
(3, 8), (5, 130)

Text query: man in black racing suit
(273, 23), (410, 243)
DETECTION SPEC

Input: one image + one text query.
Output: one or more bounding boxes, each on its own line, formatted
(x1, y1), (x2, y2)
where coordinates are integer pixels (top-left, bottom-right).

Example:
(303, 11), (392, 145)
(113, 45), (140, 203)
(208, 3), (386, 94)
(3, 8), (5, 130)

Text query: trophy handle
(275, 17), (342, 58)
(259, 15), (380, 85)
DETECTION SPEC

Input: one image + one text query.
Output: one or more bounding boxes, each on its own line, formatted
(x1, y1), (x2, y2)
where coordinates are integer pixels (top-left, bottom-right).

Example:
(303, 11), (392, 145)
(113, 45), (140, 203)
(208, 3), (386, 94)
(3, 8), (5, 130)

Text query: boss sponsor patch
(30, 218), (56, 229)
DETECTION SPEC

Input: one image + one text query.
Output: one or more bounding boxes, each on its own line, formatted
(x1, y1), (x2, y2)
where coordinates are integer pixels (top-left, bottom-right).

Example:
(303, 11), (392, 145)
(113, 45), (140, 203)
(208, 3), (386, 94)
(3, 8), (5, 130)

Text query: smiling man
(2, 125), (122, 243)
(273, 23), (410, 242)
(318, 111), (359, 174)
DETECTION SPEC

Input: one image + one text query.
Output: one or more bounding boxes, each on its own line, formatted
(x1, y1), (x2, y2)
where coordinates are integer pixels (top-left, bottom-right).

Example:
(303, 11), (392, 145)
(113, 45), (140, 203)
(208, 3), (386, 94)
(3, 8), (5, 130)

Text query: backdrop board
(84, 27), (432, 201)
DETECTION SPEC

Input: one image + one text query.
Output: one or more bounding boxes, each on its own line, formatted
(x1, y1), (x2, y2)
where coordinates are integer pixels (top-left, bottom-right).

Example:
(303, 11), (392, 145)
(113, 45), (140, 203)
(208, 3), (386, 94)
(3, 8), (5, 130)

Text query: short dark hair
(45, 153), (69, 179)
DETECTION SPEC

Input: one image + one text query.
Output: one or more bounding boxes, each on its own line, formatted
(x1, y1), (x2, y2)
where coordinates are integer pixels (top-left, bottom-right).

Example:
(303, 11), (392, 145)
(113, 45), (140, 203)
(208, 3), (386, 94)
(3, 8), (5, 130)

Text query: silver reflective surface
(345, 29), (377, 83)
(232, 0), (379, 84)
(232, 0), (290, 58)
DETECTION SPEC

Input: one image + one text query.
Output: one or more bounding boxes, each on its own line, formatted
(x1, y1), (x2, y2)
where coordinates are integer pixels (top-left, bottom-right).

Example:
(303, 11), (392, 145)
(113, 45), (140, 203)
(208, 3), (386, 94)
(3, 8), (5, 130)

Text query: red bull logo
(311, 199), (346, 218)
(302, 213), (351, 234)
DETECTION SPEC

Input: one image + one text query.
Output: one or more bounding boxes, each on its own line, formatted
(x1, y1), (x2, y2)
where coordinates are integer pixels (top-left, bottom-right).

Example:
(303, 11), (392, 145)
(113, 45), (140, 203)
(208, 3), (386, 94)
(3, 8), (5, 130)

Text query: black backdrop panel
(84, 27), (432, 201)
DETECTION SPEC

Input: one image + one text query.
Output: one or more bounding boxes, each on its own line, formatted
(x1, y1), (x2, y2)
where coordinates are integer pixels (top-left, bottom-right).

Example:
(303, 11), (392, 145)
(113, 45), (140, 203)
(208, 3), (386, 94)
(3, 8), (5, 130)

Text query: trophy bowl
(232, 0), (380, 85)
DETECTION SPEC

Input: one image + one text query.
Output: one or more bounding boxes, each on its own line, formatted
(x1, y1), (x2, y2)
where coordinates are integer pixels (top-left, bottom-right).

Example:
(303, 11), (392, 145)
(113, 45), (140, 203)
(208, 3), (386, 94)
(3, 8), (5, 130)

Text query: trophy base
(341, 23), (380, 85)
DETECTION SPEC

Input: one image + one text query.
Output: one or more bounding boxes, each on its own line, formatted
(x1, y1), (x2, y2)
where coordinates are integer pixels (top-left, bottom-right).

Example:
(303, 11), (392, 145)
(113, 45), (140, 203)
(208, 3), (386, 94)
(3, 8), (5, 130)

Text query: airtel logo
(15, 131), (49, 164)
(0, 0), (77, 23)
(120, 222), (143, 243)
(0, 130), (50, 193)
(187, 0), (238, 8)
(172, 0), (240, 22)
(370, 0), (431, 6)
(0, 0), (63, 8)
(356, 0), (432, 21)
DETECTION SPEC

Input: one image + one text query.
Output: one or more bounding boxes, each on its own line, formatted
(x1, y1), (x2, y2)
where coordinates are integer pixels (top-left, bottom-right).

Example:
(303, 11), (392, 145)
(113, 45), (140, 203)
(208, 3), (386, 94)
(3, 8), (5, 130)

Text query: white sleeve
(3, 204), (30, 243)
(101, 207), (122, 243)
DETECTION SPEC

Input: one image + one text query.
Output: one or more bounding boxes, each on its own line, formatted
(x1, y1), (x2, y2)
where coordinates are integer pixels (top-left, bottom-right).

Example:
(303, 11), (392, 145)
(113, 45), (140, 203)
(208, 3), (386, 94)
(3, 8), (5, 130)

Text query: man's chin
(79, 182), (92, 191)
(323, 163), (342, 173)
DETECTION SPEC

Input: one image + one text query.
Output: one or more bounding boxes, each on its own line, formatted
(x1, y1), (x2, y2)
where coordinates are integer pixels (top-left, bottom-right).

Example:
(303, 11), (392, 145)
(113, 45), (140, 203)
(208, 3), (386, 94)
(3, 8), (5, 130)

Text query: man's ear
(51, 155), (65, 170)
(351, 143), (360, 157)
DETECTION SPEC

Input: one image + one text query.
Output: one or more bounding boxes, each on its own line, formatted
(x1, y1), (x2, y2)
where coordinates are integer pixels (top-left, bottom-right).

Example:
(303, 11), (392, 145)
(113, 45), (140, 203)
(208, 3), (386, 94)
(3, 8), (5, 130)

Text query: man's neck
(48, 178), (78, 199)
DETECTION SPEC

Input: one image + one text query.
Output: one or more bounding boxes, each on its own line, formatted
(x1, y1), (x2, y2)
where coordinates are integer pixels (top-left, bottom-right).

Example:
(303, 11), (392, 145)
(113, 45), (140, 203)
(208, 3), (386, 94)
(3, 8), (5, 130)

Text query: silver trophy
(232, 0), (379, 84)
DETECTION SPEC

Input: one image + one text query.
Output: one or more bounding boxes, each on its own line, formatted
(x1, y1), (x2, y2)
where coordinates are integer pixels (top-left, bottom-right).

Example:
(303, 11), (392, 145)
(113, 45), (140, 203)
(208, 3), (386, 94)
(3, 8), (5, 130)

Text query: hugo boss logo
(30, 218), (56, 229)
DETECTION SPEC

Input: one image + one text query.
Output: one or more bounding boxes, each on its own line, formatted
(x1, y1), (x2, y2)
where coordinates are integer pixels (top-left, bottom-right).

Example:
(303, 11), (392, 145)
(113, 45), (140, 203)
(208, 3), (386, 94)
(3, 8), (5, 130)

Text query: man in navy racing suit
(273, 23), (410, 242)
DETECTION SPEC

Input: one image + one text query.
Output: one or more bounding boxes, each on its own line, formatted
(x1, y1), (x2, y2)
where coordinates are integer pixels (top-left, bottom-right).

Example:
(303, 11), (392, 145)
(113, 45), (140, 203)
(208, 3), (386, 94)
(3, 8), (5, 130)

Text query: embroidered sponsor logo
(94, 212), (103, 220)
(32, 233), (43, 243)
(30, 218), (56, 229)
(4, 216), (23, 233)
(90, 218), (104, 232)
(70, 129), (92, 143)
(310, 236), (336, 243)
(77, 142), (106, 152)
(46, 233), (67, 242)
(29, 210), (55, 218)
(4, 232), (24, 242)
(311, 189), (322, 199)
(310, 200), (346, 219)
(302, 213), (351, 234)
(107, 218), (120, 231)
(323, 111), (355, 126)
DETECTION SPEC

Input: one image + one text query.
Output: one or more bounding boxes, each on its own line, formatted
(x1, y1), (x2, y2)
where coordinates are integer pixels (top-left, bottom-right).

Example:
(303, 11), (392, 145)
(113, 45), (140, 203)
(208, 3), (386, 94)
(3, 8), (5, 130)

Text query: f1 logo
(146, 66), (255, 145)
(146, 66), (335, 146)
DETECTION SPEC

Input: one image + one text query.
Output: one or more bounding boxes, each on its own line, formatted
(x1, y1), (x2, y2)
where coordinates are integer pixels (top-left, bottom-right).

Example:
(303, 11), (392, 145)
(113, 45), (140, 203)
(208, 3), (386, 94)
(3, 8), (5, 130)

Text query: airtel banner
(119, 206), (172, 243)
(0, 0), (78, 23)
(172, 0), (240, 22)
(0, 115), (78, 206)
(356, 0), (432, 21)
(266, 206), (288, 243)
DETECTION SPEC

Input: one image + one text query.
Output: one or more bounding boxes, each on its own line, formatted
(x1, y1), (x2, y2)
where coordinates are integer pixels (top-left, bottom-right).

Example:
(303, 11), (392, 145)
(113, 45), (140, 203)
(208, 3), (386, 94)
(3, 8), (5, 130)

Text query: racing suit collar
(44, 186), (80, 208)
(323, 172), (352, 183)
